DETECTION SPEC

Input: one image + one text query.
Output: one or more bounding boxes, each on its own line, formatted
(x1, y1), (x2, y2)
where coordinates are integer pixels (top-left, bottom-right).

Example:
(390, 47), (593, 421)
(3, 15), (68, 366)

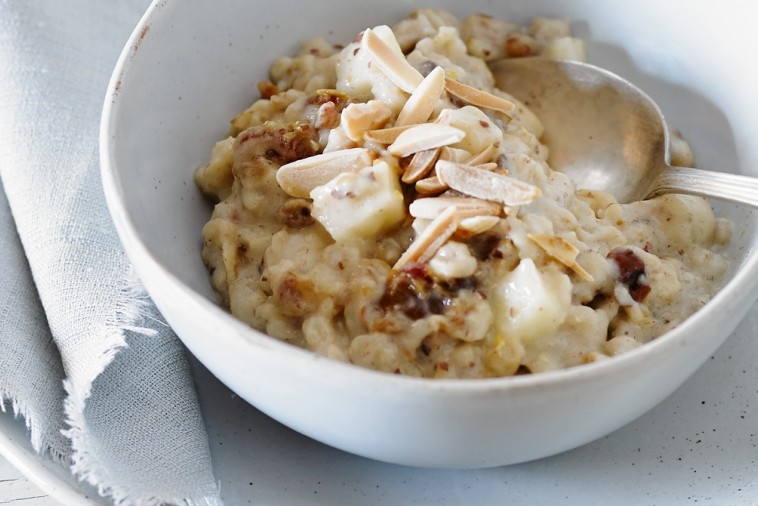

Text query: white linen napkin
(0, 1), (221, 504)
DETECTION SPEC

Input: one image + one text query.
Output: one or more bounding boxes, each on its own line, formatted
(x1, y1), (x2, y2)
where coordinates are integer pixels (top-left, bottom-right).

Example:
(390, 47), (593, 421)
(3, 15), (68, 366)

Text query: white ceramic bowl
(101, 0), (758, 468)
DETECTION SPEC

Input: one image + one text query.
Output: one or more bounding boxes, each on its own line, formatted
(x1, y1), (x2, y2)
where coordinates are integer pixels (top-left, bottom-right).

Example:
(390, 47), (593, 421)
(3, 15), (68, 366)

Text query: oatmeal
(194, 10), (731, 379)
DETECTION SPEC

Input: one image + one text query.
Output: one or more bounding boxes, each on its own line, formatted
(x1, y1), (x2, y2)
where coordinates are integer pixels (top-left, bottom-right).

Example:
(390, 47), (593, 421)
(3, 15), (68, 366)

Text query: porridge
(194, 10), (731, 379)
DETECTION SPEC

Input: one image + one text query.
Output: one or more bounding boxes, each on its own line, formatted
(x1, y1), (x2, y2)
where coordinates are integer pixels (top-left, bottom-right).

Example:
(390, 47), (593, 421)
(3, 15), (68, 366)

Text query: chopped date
(402, 262), (430, 280)
(607, 247), (651, 302)
(440, 275), (478, 293)
(468, 232), (501, 260)
(379, 264), (478, 320)
(379, 270), (443, 319)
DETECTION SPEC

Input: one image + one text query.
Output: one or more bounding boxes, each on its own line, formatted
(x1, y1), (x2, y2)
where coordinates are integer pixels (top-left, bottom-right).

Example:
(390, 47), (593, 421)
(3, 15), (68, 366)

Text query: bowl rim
(99, 0), (758, 395)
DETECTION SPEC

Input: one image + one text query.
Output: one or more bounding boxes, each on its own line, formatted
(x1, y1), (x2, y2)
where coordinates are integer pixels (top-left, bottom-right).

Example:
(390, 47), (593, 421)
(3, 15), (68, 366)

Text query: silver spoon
(490, 58), (758, 206)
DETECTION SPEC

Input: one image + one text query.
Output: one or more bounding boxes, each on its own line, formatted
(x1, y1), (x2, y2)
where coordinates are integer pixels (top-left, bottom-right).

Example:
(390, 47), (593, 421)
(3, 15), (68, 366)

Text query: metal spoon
(490, 58), (758, 206)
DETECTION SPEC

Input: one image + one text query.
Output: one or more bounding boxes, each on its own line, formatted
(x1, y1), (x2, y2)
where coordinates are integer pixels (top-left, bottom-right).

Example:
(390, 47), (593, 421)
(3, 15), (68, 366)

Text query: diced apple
(492, 259), (571, 342)
(310, 160), (405, 242)
(441, 106), (503, 155)
(428, 241), (477, 278)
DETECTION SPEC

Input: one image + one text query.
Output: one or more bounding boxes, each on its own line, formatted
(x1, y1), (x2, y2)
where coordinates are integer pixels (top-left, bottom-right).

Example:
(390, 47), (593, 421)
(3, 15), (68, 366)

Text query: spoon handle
(648, 166), (758, 208)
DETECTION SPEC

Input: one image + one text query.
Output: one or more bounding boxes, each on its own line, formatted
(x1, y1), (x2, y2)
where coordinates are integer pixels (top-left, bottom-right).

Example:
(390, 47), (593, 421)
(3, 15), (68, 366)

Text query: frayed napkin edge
(60, 268), (222, 506)
(0, 392), (69, 465)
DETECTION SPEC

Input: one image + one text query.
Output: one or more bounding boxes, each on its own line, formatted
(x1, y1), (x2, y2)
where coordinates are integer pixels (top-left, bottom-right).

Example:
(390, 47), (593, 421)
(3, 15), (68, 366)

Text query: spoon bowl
(491, 58), (758, 206)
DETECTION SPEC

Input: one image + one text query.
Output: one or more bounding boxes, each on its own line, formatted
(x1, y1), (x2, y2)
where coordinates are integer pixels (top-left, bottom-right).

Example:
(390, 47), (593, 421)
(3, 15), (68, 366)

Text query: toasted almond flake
(467, 144), (497, 165)
(475, 162), (498, 171)
(396, 66), (446, 127)
(415, 175), (448, 195)
(364, 124), (416, 144)
(363, 29), (424, 93)
(394, 206), (459, 270)
(444, 78), (515, 114)
(436, 160), (540, 206)
(388, 123), (465, 158)
(527, 233), (594, 282)
(434, 109), (454, 125)
(314, 101), (339, 129)
(458, 215), (501, 235)
(402, 148), (440, 183)
(439, 146), (471, 163)
(341, 101), (392, 142)
(409, 196), (501, 220)
(276, 148), (374, 198)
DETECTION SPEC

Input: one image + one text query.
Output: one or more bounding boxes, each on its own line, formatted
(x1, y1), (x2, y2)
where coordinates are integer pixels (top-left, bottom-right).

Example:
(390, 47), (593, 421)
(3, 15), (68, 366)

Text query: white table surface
(0, 456), (56, 505)
(3, 297), (758, 505)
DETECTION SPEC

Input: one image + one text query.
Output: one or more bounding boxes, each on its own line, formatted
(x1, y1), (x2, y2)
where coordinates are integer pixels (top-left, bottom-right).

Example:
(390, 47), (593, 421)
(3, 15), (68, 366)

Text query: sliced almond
(409, 196), (501, 220)
(314, 101), (340, 130)
(527, 233), (594, 282)
(394, 206), (459, 270)
(434, 108), (454, 125)
(439, 146), (471, 163)
(528, 233), (577, 264)
(341, 101), (392, 142)
(363, 28), (424, 93)
(458, 215), (501, 235)
(475, 162), (498, 171)
(402, 148), (440, 184)
(396, 66), (446, 127)
(364, 124), (416, 144)
(467, 144), (497, 165)
(444, 78), (515, 114)
(435, 160), (540, 206)
(388, 123), (465, 158)
(415, 174), (448, 195)
(276, 148), (374, 198)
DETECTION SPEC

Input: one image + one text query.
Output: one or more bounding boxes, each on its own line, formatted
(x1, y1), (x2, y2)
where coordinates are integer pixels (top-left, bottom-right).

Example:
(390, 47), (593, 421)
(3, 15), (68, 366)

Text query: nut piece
(362, 28), (424, 93)
(415, 174), (449, 195)
(458, 215), (500, 235)
(394, 206), (459, 270)
(278, 198), (314, 228)
(474, 162), (498, 171)
(444, 77), (515, 114)
(315, 102), (340, 129)
(276, 148), (374, 198)
(467, 144), (498, 165)
(402, 148), (440, 183)
(364, 125), (416, 145)
(528, 233), (594, 282)
(438, 146), (472, 163)
(396, 66), (446, 127)
(409, 196), (501, 220)
(435, 160), (541, 206)
(341, 101), (392, 142)
(388, 123), (466, 158)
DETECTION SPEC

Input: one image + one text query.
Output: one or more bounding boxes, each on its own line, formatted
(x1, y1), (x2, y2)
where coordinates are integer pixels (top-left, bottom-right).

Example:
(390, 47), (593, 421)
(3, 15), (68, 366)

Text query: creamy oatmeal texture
(194, 10), (731, 379)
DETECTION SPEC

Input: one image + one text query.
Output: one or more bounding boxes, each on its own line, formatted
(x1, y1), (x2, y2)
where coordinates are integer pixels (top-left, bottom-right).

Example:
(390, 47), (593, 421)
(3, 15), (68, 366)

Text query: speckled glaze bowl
(101, 0), (758, 467)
